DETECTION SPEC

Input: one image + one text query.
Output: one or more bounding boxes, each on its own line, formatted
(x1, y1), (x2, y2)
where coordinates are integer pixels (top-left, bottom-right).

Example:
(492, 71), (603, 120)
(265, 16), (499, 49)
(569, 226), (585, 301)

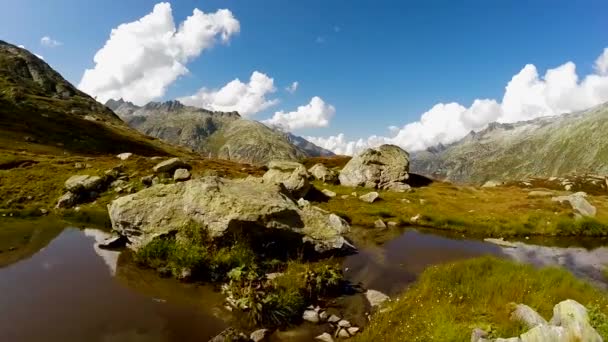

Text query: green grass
(312, 180), (608, 237)
(355, 257), (608, 342)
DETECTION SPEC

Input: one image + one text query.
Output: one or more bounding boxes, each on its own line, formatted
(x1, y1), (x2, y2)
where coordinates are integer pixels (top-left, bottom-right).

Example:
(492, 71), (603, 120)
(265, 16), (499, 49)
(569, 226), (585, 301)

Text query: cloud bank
(178, 71), (278, 116)
(309, 48), (608, 155)
(78, 2), (239, 105)
(264, 96), (335, 130)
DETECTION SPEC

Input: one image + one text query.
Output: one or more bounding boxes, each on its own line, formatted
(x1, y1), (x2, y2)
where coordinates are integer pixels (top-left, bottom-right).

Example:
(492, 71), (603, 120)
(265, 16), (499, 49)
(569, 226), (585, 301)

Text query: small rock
(141, 175), (155, 186)
(374, 219), (387, 228)
(471, 328), (489, 342)
(303, 309), (320, 323)
(552, 192), (596, 217)
(65, 175), (103, 192)
(266, 272), (284, 280)
(153, 158), (190, 174)
(340, 195), (349, 199)
(297, 198), (311, 207)
(74, 162), (85, 169)
(511, 303), (548, 329)
(527, 190), (554, 198)
(173, 168), (191, 182)
(315, 332), (334, 342)
(410, 214), (421, 224)
(308, 163), (339, 184)
(55, 192), (78, 209)
(482, 180), (502, 188)
(98, 235), (128, 250)
(337, 328), (350, 339)
(337, 320), (351, 328)
(116, 152), (133, 160)
(346, 327), (360, 335)
(250, 328), (269, 342)
(39, 208), (48, 215)
(387, 221), (398, 227)
(565, 184), (573, 191)
(328, 314), (341, 323)
(322, 189), (337, 198)
(351, 192), (357, 197)
(365, 289), (390, 308)
(319, 311), (329, 322)
(419, 199), (427, 205)
(359, 191), (379, 203)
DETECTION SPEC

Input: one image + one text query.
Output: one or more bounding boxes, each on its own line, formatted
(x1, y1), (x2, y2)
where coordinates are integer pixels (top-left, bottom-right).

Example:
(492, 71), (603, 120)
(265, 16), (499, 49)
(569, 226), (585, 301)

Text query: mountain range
(106, 99), (333, 165)
(410, 103), (608, 183)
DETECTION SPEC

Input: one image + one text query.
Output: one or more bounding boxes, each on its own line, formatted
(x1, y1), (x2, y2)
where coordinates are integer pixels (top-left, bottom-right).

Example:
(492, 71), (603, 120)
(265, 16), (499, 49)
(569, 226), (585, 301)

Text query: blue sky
(1, 0), (608, 153)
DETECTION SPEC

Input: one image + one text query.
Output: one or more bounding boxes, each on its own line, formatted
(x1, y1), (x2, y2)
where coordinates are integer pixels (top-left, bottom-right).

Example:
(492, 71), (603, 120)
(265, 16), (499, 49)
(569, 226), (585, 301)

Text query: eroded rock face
(309, 163), (339, 184)
(108, 176), (350, 253)
(339, 144), (410, 190)
(262, 161), (310, 198)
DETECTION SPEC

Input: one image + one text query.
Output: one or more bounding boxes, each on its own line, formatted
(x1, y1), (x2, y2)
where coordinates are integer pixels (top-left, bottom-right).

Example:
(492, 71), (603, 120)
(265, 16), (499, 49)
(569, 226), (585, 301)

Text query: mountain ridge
(410, 102), (608, 183)
(107, 99), (334, 165)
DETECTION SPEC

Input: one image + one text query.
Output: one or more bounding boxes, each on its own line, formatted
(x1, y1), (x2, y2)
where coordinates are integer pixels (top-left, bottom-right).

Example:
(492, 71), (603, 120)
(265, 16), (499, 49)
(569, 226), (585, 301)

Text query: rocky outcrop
(262, 161), (310, 198)
(552, 192), (597, 217)
(339, 144), (410, 191)
(309, 163), (339, 184)
(108, 176), (351, 253)
(473, 300), (602, 342)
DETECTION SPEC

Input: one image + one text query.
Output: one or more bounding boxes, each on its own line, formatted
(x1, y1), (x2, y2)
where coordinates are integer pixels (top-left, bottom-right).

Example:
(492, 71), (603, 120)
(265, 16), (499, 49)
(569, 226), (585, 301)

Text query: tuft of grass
(356, 257), (608, 342)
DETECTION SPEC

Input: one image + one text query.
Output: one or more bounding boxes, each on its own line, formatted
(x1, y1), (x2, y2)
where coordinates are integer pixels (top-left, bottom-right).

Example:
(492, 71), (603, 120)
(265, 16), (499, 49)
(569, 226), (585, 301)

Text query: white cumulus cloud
(264, 96), (335, 131)
(309, 48), (608, 155)
(178, 71), (278, 116)
(286, 81), (298, 94)
(40, 36), (62, 48)
(78, 2), (240, 105)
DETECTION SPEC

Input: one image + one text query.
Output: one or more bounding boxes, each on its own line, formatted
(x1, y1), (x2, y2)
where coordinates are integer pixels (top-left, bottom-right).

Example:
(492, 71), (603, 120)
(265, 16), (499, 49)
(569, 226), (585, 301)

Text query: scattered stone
(39, 208), (48, 215)
(552, 192), (596, 217)
(173, 168), (191, 182)
(340, 195), (349, 199)
(337, 329), (350, 339)
(482, 180), (502, 188)
(303, 309), (320, 323)
(250, 328), (269, 342)
(527, 190), (554, 198)
(151, 176), (161, 186)
(410, 214), (421, 224)
(116, 152), (133, 160)
(346, 327), (360, 335)
(111, 179), (128, 189)
(309, 163), (339, 184)
(387, 221), (398, 227)
(328, 314), (341, 324)
(511, 303), (548, 328)
(374, 219), (387, 228)
(74, 162), (85, 169)
(484, 238), (518, 248)
(365, 289), (390, 308)
(471, 328), (489, 342)
(565, 184), (573, 191)
(315, 332), (334, 342)
(401, 199), (411, 203)
(263, 160), (311, 198)
(339, 144), (410, 190)
(359, 191), (379, 203)
(351, 192), (357, 196)
(322, 189), (337, 198)
(153, 158), (190, 174)
(319, 311), (329, 322)
(385, 182), (412, 192)
(65, 175), (104, 192)
(109, 176), (352, 253)
(141, 175), (154, 187)
(55, 192), (78, 209)
(337, 320), (351, 328)
(419, 199), (427, 205)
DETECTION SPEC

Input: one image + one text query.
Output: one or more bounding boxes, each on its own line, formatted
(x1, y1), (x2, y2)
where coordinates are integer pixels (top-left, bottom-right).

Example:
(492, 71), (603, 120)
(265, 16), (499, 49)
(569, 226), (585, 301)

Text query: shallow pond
(1, 220), (606, 341)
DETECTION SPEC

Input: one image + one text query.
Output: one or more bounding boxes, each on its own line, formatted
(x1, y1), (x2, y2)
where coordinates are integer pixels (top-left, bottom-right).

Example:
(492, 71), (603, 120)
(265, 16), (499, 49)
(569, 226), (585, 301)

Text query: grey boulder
(108, 176), (350, 253)
(552, 192), (596, 217)
(153, 158), (191, 174)
(262, 160), (310, 198)
(308, 163), (339, 184)
(339, 144), (410, 191)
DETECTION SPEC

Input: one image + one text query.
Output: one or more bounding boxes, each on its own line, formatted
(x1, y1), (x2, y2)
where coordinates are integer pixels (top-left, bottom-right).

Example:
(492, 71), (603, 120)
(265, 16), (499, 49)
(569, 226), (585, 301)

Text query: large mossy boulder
(339, 144), (410, 190)
(262, 160), (311, 198)
(108, 176), (350, 253)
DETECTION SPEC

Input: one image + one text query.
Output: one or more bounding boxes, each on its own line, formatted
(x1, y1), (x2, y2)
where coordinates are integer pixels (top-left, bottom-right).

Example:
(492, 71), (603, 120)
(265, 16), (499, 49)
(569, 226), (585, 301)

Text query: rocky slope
(106, 99), (333, 165)
(411, 103), (608, 183)
(0, 41), (182, 156)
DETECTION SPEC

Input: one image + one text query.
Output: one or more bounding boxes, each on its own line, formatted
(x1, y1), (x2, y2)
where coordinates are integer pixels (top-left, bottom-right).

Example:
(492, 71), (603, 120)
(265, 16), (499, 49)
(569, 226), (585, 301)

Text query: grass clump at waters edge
(355, 257), (608, 342)
(134, 223), (345, 328)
